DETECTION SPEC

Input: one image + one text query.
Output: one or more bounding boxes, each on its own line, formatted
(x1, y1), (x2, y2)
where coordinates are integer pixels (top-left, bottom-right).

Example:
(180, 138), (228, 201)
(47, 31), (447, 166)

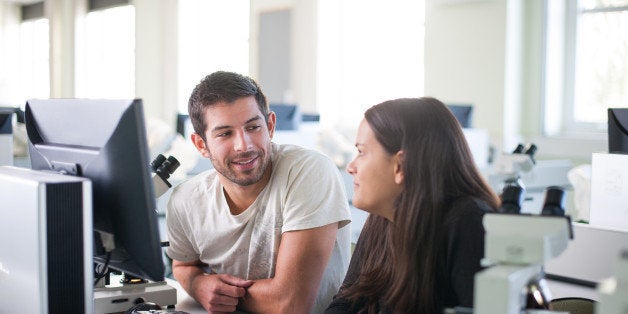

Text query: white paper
(589, 153), (628, 231)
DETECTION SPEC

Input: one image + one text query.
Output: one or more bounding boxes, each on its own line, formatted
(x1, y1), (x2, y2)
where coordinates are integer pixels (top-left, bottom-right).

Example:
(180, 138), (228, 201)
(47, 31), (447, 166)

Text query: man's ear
(394, 150), (404, 185)
(191, 133), (211, 158)
(267, 111), (277, 139)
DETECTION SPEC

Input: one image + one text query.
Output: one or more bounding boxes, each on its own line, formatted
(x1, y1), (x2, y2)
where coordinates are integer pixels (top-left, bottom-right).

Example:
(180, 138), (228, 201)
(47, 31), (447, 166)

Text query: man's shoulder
(171, 170), (218, 201)
(274, 143), (334, 168)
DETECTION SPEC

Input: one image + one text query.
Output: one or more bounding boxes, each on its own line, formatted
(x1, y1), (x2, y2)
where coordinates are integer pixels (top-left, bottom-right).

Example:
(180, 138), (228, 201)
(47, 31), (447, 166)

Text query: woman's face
(346, 118), (404, 221)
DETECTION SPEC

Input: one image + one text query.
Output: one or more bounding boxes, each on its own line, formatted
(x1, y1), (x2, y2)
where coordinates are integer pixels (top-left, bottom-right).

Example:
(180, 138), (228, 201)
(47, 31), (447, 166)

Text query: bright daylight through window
(177, 0), (250, 113)
(545, 0), (628, 135)
(75, 5), (135, 99)
(18, 18), (49, 105)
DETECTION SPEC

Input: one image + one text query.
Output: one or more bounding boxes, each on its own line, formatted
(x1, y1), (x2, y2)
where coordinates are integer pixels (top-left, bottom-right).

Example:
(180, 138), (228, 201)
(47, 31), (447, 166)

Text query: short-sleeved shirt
(167, 143), (352, 313)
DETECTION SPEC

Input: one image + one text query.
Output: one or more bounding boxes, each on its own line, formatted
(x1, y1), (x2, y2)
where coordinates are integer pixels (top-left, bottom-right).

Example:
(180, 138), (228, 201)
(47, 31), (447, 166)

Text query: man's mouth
(232, 157), (257, 165)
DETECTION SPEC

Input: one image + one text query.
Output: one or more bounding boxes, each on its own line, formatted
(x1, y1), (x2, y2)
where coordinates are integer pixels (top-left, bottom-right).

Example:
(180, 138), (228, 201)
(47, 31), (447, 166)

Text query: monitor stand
(93, 272), (177, 314)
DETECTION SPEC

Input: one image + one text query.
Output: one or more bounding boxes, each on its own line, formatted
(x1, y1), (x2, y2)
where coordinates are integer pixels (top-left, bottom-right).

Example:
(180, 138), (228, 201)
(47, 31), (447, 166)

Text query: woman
(326, 97), (500, 313)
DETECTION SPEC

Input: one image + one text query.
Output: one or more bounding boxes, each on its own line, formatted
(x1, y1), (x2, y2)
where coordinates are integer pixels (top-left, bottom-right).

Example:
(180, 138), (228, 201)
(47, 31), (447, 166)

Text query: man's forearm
(172, 263), (207, 300)
(240, 277), (314, 314)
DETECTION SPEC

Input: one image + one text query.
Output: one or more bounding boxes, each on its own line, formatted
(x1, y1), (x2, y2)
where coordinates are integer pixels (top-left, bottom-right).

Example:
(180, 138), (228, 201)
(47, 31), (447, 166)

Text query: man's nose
(234, 130), (252, 151)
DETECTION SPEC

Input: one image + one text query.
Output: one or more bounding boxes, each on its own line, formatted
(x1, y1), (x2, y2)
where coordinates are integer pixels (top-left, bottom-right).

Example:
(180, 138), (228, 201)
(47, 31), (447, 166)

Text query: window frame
(544, 0), (628, 137)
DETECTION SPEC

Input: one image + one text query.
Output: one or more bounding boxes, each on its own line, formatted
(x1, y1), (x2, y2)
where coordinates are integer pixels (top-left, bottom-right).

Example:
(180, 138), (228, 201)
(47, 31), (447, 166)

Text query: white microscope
(596, 249), (628, 314)
(489, 144), (537, 192)
(473, 185), (573, 314)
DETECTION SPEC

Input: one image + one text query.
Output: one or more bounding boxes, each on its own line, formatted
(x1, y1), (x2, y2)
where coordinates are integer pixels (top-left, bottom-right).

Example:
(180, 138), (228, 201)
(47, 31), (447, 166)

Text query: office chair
(548, 297), (596, 314)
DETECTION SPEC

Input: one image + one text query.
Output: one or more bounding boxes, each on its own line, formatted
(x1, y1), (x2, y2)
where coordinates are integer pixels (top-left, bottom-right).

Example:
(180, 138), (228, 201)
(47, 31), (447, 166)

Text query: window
(75, 4), (135, 98)
(545, 0), (628, 136)
(18, 17), (49, 104)
(317, 0), (425, 128)
(177, 0), (250, 113)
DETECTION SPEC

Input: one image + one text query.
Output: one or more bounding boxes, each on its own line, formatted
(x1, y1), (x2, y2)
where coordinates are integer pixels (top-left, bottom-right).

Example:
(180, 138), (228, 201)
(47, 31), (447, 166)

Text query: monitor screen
(609, 108), (628, 154)
(25, 98), (164, 282)
(446, 104), (473, 128)
(0, 108), (13, 135)
(270, 103), (301, 130)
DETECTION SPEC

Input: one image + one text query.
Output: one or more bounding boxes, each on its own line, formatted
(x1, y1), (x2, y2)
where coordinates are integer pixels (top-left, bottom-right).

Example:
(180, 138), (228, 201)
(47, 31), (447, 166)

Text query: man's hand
(191, 273), (254, 313)
(171, 259), (254, 313)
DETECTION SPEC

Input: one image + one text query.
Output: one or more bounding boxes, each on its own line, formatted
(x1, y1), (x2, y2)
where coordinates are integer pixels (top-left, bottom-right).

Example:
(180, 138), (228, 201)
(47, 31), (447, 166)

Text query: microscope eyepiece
(150, 154), (167, 172)
(500, 184), (525, 214)
(524, 144), (537, 157)
(151, 154), (181, 180)
(512, 144), (525, 154)
(540, 186), (566, 216)
(159, 156), (181, 176)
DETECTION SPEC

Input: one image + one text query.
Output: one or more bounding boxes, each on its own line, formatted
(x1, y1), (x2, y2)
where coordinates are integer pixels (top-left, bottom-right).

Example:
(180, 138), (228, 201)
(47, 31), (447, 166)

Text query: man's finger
(220, 274), (254, 288)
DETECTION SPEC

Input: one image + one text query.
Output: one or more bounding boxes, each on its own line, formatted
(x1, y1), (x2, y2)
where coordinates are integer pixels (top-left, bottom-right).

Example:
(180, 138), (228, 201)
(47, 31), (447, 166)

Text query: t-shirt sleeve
(165, 188), (200, 263)
(280, 151), (352, 233)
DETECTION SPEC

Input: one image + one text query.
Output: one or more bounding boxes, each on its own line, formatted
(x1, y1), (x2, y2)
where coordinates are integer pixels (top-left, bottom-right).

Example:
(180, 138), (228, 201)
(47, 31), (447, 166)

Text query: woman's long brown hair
(340, 97), (499, 313)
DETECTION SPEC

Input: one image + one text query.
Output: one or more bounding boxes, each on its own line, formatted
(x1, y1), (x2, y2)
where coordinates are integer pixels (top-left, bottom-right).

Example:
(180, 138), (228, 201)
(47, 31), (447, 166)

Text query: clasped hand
(192, 273), (254, 313)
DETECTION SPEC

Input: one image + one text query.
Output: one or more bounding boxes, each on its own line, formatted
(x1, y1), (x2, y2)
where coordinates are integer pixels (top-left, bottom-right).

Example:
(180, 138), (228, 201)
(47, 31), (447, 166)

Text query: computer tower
(0, 110), (12, 166)
(0, 166), (93, 313)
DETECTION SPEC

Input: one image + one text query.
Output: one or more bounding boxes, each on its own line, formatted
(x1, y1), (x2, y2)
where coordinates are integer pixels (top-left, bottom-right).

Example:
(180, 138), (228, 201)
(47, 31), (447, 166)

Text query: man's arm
(240, 222), (339, 313)
(172, 259), (253, 313)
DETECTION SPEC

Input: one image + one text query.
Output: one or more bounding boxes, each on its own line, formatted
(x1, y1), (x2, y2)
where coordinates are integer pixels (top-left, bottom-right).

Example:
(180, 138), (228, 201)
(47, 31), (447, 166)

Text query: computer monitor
(270, 103), (301, 130)
(608, 108), (628, 154)
(25, 98), (165, 282)
(446, 104), (473, 128)
(0, 108), (12, 133)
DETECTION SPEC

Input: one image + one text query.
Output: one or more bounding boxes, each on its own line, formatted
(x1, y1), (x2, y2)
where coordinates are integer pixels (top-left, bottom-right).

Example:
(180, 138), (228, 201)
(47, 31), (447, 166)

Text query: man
(166, 71), (352, 313)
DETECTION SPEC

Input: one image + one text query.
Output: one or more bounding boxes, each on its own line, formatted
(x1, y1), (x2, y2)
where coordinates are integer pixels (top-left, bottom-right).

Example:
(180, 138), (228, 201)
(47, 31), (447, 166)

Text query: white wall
(0, 2), (20, 105)
(133, 0), (178, 125)
(250, 0), (318, 114)
(424, 0), (508, 150)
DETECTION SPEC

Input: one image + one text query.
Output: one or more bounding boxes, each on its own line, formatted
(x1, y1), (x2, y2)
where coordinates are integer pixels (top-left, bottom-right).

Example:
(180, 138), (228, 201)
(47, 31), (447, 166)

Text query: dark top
(325, 196), (492, 313)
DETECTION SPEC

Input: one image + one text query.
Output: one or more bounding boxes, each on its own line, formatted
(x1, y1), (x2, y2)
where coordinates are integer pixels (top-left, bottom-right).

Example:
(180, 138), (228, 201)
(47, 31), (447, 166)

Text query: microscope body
(474, 214), (572, 314)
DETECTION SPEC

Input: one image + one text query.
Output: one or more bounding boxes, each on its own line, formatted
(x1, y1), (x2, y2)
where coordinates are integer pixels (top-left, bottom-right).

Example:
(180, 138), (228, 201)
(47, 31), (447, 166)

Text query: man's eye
(247, 125), (261, 131)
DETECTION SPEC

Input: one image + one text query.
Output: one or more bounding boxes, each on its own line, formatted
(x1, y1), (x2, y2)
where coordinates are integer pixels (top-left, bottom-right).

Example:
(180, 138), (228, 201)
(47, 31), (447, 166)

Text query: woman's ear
(394, 150), (404, 185)
(191, 133), (211, 159)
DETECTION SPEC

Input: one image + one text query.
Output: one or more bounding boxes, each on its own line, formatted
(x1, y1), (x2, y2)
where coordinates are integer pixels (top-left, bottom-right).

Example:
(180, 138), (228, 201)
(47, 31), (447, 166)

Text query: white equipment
(0, 166), (94, 313)
(597, 249), (628, 314)
(94, 277), (177, 313)
(0, 110), (13, 166)
(474, 213), (573, 314)
(151, 154), (181, 198)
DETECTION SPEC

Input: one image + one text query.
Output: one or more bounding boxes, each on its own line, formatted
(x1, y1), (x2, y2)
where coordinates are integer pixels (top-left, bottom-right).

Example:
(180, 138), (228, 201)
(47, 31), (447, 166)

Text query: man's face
(192, 96), (275, 187)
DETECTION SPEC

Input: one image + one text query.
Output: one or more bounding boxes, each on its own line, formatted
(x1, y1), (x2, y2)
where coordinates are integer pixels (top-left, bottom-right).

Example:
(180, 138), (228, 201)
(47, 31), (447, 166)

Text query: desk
(166, 279), (249, 314)
(546, 279), (598, 301)
(165, 278), (597, 313)
(166, 278), (205, 314)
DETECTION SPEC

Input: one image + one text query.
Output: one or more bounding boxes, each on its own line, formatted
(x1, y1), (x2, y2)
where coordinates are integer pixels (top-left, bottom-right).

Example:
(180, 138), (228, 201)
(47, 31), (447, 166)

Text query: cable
(94, 252), (112, 286)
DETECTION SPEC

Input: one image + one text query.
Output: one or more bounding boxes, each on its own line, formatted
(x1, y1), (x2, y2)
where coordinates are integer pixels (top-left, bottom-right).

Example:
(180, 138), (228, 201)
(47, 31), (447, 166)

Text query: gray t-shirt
(166, 143), (352, 313)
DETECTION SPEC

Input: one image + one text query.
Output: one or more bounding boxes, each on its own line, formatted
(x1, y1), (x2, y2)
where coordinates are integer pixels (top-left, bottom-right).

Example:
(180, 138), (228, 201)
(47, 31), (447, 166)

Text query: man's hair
(188, 71), (268, 140)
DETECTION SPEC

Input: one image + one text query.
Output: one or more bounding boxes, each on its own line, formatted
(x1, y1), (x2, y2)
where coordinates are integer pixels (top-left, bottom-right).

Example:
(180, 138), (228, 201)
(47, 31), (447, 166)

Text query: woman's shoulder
(443, 196), (493, 225)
